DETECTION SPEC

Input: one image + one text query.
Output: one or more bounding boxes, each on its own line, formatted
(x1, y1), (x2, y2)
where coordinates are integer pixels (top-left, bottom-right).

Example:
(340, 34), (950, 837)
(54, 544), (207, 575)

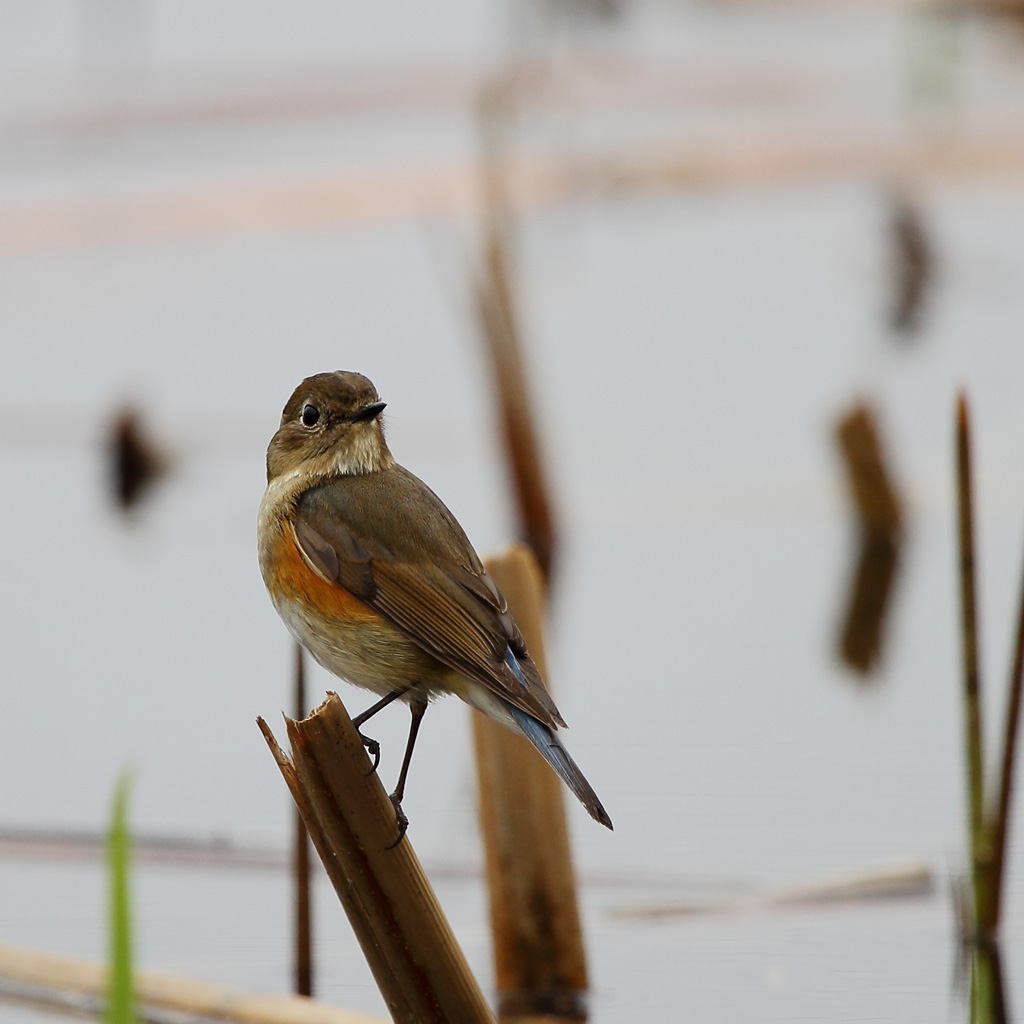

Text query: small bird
(258, 371), (612, 841)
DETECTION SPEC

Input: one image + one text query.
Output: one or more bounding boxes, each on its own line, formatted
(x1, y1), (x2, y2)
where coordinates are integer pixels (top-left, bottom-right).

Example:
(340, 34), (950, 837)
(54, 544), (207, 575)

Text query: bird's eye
(301, 404), (320, 427)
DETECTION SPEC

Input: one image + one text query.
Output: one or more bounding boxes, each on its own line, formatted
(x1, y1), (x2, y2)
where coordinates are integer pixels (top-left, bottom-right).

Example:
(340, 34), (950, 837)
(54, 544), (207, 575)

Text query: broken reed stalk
(956, 394), (989, 924)
(475, 79), (559, 583)
(107, 407), (169, 514)
(293, 644), (313, 998)
(473, 545), (588, 1022)
(258, 696), (495, 1024)
(834, 402), (904, 675)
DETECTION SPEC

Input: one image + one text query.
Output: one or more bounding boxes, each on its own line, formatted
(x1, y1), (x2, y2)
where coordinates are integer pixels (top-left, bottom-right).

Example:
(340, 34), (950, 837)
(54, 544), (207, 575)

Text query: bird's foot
(358, 732), (381, 775)
(385, 793), (409, 849)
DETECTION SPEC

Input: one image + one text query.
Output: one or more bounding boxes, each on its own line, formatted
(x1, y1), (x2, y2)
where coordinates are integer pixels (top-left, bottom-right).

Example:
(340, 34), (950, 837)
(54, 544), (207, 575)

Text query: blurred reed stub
(888, 191), (932, 338)
(107, 407), (168, 513)
(475, 84), (560, 582)
(834, 402), (904, 676)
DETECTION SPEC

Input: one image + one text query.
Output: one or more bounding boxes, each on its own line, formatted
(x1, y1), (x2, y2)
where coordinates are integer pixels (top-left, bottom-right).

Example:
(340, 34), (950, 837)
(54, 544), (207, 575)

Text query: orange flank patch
(267, 525), (382, 624)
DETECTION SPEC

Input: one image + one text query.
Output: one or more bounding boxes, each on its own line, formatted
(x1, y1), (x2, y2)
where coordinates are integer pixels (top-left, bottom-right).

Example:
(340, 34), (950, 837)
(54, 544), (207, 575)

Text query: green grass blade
(106, 769), (136, 1024)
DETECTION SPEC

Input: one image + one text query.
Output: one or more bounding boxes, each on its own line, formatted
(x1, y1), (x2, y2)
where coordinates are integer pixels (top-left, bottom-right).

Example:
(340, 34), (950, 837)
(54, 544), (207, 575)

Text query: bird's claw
(386, 793), (409, 849)
(359, 733), (381, 775)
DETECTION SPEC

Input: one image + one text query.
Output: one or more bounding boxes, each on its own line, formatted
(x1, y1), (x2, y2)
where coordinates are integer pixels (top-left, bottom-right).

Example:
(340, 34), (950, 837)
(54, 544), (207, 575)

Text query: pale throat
(326, 428), (394, 476)
(266, 424), (394, 487)
(290, 425), (393, 478)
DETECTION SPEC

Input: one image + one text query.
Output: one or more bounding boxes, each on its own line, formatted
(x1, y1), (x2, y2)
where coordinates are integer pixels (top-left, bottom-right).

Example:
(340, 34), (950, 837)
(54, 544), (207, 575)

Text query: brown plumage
(258, 371), (612, 837)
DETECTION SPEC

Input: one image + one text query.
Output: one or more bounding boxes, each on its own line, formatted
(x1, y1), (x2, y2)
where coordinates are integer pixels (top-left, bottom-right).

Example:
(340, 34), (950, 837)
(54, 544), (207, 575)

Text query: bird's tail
(503, 700), (613, 830)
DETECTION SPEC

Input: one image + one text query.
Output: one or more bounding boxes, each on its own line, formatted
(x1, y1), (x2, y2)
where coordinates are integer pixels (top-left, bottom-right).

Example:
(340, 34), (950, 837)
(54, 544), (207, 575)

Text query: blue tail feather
(503, 699), (613, 830)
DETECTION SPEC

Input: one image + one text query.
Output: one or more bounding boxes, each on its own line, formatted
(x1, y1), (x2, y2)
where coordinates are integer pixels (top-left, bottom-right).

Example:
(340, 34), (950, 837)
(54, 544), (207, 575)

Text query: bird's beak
(351, 401), (387, 423)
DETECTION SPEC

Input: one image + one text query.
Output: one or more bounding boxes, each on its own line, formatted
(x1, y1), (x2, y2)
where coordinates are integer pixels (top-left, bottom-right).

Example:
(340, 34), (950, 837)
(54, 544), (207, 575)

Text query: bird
(258, 370), (612, 842)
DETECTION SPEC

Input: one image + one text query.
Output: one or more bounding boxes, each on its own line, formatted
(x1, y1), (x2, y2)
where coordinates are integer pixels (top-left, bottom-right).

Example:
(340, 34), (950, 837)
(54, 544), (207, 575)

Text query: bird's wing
(291, 468), (566, 729)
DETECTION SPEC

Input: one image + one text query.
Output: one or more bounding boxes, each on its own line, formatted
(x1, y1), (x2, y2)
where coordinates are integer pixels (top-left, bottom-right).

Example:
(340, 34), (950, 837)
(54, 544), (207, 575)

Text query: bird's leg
(386, 697), (428, 848)
(351, 686), (412, 774)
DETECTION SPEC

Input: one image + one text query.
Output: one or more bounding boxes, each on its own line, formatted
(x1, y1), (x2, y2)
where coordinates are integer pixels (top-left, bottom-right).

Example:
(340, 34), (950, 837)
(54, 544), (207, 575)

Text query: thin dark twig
(293, 644), (313, 996)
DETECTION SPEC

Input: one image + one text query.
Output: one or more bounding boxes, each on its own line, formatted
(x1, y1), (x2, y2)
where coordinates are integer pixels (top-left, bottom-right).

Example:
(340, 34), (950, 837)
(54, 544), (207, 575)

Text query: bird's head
(266, 371), (392, 482)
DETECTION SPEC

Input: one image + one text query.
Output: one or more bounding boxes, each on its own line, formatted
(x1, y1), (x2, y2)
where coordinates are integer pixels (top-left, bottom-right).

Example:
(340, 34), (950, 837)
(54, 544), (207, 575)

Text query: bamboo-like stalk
(0, 945), (386, 1024)
(258, 695), (495, 1024)
(292, 643), (313, 997)
(956, 394), (989, 925)
(473, 545), (588, 1021)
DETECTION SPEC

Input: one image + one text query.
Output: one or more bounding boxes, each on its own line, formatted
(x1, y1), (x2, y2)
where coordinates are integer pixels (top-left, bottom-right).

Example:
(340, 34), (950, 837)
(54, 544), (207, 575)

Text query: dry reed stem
(258, 696), (495, 1024)
(0, 944), (385, 1024)
(957, 394), (990, 926)
(292, 643), (313, 997)
(474, 83), (559, 582)
(473, 545), (588, 1021)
